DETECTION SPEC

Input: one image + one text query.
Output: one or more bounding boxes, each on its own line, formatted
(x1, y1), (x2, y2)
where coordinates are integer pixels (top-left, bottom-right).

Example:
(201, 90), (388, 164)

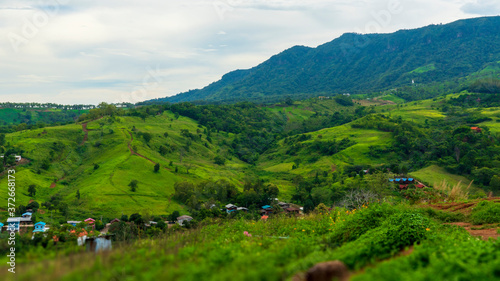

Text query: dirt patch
(80, 123), (88, 146)
(421, 198), (500, 240)
(445, 222), (499, 241)
(50, 182), (56, 188)
(422, 197), (500, 215)
(354, 98), (396, 107)
(38, 209), (46, 214)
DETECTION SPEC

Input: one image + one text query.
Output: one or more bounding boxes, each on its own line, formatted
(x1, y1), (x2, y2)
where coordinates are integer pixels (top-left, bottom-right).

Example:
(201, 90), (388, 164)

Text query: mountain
(154, 16), (500, 103)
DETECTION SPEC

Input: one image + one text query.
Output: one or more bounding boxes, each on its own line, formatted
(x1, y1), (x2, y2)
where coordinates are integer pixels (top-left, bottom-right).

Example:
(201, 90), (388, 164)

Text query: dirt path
(80, 123), (89, 146)
(445, 222), (499, 241)
(422, 197), (500, 214)
(421, 197), (500, 240)
(123, 129), (171, 171)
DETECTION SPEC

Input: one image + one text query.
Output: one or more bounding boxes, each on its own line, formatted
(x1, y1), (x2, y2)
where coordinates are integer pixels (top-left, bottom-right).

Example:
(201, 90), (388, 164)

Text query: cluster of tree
(468, 78), (500, 94)
(41, 194), (70, 218)
(393, 80), (462, 102)
(15, 201), (40, 217)
(77, 102), (122, 122)
(448, 92), (500, 108)
(351, 114), (500, 191)
(172, 178), (280, 220)
(0, 102), (96, 110)
(285, 107), (370, 136)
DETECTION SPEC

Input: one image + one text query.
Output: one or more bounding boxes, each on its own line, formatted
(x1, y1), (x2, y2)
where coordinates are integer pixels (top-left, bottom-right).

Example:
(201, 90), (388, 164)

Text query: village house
(471, 127), (482, 133)
(67, 221), (82, 227)
(177, 215), (193, 226)
(225, 204), (238, 213)
(260, 205), (273, 215)
(33, 222), (47, 233)
(0, 222), (4, 232)
(285, 207), (300, 215)
(278, 202), (290, 209)
(6, 218), (21, 232)
(85, 218), (96, 230)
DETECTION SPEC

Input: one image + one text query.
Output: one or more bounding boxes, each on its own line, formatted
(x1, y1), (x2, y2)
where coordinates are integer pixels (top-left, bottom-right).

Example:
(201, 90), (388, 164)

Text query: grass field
(410, 165), (478, 190)
(0, 112), (251, 220)
(384, 99), (445, 124)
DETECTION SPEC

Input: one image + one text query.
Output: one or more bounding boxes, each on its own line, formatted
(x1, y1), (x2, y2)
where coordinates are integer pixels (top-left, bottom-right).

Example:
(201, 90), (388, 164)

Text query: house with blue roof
(67, 221), (81, 227)
(22, 212), (32, 218)
(262, 205), (272, 210)
(33, 222), (47, 233)
(0, 222), (4, 233)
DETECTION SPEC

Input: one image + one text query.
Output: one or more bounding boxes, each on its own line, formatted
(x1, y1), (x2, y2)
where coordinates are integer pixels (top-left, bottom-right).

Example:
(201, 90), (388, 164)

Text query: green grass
(410, 64), (436, 74)
(2, 203), (498, 281)
(378, 94), (406, 104)
(385, 100), (445, 124)
(0, 112), (251, 220)
(410, 165), (477, 189)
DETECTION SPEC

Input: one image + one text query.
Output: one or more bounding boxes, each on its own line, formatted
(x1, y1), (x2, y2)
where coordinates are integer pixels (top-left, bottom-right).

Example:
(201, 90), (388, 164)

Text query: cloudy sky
(1, 0), (499, 105)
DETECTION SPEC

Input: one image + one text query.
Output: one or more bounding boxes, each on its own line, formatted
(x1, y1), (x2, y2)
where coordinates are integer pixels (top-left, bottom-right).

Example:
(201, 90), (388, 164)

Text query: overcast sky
(1, 0), (499, 105)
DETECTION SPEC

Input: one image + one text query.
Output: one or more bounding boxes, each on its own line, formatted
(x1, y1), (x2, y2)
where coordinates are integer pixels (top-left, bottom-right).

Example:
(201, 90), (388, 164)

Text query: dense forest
(152, 16), (500, 104)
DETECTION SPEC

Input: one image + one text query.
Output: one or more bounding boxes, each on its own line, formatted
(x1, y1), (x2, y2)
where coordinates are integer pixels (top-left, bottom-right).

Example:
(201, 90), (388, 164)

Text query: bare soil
(421, 197), (500, 240)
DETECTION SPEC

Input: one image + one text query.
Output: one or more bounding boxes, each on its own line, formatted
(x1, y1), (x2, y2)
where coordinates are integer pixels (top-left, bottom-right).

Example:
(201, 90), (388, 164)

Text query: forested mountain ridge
(155, 16), (500, 103)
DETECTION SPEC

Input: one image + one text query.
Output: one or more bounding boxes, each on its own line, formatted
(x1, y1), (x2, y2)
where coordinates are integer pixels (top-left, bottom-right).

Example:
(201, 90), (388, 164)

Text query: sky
(0, 0), (499, 105)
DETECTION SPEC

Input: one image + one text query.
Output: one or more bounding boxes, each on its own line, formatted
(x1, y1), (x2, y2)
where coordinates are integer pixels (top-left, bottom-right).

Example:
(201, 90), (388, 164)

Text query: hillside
(0, 112), (251, 219)
(155, 16), (500, 103)
(1, 94), (499, 224)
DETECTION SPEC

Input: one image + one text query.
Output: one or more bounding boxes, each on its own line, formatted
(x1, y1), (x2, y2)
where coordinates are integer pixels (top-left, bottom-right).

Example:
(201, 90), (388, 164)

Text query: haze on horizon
(0, 0), (499, 105)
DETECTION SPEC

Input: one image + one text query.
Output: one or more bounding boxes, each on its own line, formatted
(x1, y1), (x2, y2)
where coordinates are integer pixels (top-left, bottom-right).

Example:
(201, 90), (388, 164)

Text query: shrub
(470, 201), (500, 224)
(328, 204), (393, 245)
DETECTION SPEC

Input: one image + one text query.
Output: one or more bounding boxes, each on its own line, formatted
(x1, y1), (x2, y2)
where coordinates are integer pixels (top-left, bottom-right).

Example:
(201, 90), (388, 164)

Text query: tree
(157, 221), (166, 230)
(129, 180), (138, 192)
(26, 201), (39, 213)
(159, 145), (169, 155)
(129, 213), (144, 226)
(76, 189), (80, 200)
(314, 203), (329, 214)
(154, 163), (160, 173)
(120, 214), (129, 222)
(214, 155), (225, 166)
(28, 184), (36, 197)
(142, 132), (152, 143)
(303, 197), (315, 214)
(163, 132), (169, 138)
(94, 163), (100, 170)
(169, 211), (180, 222)
(490, 175), (500, 191)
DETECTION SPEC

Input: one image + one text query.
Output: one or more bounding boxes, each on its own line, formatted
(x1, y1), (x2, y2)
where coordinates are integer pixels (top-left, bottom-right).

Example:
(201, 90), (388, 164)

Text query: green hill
(154, 16), (500, 103)
(1, 94), (499, 222)
(0, 112), (250, 220)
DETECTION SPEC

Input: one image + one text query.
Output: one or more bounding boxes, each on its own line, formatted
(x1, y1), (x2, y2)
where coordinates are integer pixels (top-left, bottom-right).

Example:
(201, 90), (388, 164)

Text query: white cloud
(461, 0), (500, 15)
(0, 0), (480, 104)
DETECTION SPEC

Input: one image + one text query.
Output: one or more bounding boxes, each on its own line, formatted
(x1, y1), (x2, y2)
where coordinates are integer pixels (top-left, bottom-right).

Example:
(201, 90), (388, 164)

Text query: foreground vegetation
(1, 202), (498, 281)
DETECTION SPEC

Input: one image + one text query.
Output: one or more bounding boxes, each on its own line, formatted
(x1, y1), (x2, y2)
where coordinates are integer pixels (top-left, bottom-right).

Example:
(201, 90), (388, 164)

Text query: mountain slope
(158, 16), (500, 103)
